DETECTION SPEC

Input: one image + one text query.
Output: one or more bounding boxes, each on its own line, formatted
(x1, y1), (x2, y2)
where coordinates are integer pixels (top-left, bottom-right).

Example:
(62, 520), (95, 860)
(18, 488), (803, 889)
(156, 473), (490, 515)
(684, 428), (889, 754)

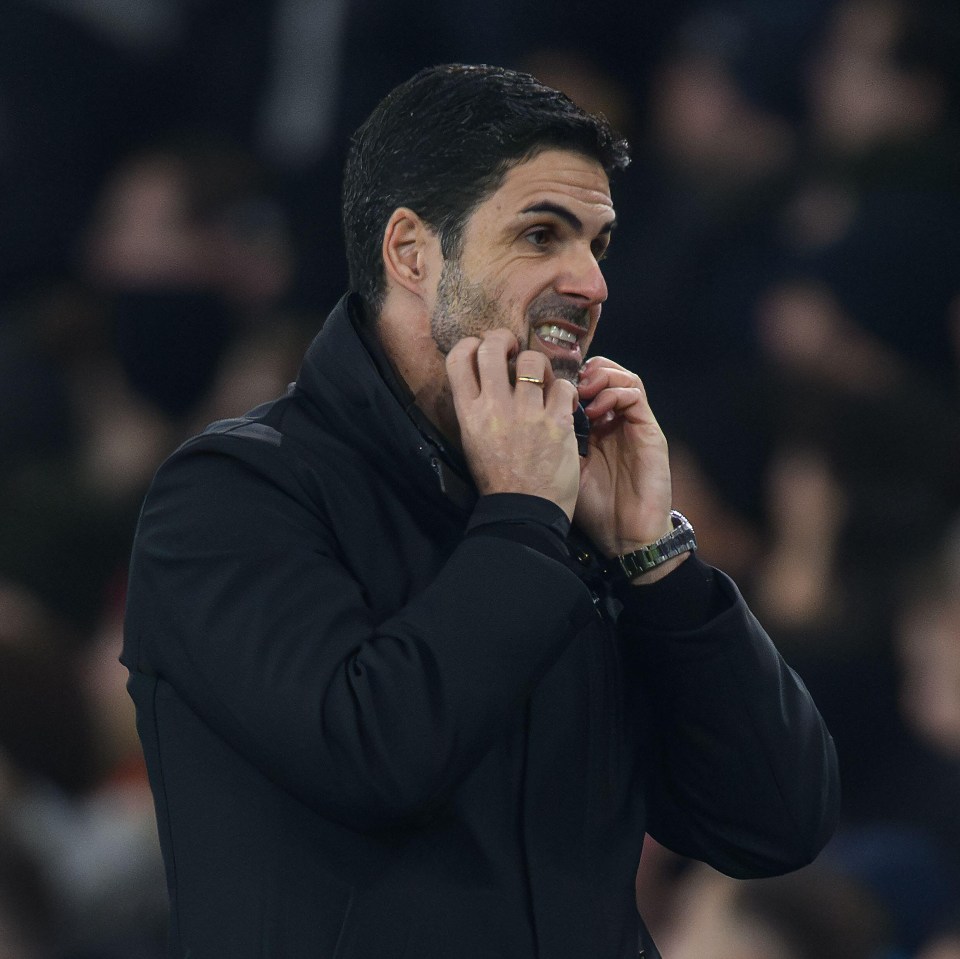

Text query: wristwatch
(607, 510), (697, 583)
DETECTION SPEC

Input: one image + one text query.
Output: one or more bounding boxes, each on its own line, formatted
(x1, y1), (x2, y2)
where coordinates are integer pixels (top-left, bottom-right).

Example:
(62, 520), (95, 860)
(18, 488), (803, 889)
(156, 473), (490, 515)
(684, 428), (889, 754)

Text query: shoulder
(139, 389), (348, 545)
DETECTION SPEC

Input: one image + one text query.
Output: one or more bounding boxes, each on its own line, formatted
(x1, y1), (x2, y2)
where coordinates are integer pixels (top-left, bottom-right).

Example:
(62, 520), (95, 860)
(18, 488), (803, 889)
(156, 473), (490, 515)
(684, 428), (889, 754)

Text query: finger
(580, 355), (634, 378)
(514, 350), (550, 400)
(579, 358), (641, 388)
(544, 376), (579, 421)
(475, 328), (520, 398)
(582, 386), (653, 423)
(446, 336), (482, 403)
(579, 367), (645, 404)
(577, 357), (642, 400)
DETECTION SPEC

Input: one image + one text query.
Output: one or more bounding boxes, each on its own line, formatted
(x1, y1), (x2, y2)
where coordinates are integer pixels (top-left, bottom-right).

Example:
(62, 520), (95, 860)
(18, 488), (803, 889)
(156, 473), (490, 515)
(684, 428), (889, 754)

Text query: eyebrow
(520, 202), (616, 236)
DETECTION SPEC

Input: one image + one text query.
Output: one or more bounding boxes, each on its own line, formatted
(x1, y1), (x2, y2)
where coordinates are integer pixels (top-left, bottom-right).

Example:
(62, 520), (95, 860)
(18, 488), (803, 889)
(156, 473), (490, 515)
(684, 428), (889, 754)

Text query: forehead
(472, 149), (614, 226)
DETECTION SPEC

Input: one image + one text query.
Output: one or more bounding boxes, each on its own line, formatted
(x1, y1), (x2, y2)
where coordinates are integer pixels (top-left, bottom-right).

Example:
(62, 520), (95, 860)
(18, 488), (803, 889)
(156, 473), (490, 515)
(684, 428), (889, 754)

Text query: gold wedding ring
(516, 375), (545, 387)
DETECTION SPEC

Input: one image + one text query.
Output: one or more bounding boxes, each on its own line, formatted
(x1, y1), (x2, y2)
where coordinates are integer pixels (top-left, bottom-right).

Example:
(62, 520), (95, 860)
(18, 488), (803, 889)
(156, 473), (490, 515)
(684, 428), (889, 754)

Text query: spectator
(656, 859), (893, 959)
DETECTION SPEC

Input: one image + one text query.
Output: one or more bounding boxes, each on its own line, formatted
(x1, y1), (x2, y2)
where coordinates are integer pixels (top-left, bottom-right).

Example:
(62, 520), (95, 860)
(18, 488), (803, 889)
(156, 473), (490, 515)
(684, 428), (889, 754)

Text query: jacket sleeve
(122, 442), (597, 832)
(618, 560), (841, 878)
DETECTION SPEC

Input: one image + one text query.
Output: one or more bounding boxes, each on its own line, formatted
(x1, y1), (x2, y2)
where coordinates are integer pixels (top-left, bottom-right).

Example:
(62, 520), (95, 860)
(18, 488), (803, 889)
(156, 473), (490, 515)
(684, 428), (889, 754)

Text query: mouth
(531, 321), (586, 366)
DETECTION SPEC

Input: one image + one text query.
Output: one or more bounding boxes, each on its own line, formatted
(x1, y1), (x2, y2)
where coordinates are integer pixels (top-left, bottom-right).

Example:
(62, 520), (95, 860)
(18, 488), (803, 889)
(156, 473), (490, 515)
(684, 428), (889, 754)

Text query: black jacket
(122, 294), (839, 959)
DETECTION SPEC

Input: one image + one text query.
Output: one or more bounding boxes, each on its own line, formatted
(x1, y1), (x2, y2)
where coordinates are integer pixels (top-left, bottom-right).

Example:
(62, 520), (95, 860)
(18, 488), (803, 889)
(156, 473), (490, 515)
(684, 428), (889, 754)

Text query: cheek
(515, 274), (557, 313)
(581, 311), (601, 353)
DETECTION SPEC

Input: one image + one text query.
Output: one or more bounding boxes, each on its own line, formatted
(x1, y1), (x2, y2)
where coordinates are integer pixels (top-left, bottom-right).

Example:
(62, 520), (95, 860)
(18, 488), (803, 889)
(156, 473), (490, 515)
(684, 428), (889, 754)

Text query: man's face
(428, 149), (615, 382)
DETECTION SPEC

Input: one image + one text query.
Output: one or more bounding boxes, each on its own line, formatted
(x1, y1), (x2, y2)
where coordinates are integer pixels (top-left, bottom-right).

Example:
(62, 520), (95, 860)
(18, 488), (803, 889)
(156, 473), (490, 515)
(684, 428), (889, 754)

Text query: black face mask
(112, 288), (234, 419)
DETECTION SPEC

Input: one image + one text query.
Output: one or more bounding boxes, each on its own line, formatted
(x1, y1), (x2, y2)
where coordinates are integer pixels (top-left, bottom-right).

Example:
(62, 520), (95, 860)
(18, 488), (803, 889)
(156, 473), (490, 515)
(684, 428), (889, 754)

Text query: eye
(524, 226), (553, 248)
(592, 239), (611, 262)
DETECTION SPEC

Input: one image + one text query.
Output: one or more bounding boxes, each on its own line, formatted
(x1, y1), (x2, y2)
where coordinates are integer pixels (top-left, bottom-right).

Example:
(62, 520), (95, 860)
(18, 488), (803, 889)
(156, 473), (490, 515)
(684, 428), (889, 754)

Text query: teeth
(536, 324), (578, 345)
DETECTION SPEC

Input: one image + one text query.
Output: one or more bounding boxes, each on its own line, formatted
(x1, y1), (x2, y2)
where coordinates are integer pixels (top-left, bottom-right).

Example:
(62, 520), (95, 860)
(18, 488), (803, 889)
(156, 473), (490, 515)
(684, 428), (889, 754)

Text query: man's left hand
(574, 356), (675, 560)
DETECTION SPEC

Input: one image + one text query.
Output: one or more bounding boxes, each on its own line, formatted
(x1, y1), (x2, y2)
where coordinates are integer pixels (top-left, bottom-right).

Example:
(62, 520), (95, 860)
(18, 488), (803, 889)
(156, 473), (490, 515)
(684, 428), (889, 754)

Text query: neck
(373, 301), (463, 451)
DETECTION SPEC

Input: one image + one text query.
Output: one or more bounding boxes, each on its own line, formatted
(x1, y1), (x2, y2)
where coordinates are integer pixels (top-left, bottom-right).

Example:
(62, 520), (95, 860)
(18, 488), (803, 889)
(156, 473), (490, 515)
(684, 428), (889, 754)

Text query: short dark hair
(341, 63), (630, 315)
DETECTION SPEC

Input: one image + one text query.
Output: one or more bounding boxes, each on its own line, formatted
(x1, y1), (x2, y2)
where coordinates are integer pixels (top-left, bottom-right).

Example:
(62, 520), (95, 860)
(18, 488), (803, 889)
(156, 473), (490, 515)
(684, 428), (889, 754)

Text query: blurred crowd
(1, 0), (958, 956)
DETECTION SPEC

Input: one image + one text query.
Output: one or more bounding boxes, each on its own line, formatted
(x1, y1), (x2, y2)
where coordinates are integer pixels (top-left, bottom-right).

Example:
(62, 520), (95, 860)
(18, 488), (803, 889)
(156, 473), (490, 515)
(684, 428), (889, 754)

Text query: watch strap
(608, 510), (697, 583)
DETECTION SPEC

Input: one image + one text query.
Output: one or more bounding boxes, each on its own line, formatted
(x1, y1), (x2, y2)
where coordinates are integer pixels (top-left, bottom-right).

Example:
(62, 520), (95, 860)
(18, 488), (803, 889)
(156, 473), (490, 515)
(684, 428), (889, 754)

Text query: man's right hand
(446, 329), (581, 520)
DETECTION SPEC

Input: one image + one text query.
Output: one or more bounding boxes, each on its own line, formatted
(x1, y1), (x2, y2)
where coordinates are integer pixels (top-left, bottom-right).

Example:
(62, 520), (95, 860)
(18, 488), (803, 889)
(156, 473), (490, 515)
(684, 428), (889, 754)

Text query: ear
(382, 207), (437, 298)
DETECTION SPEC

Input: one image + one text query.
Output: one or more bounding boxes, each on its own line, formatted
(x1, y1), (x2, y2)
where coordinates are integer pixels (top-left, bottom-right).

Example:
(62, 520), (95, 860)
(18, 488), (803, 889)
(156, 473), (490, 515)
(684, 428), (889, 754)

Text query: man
(123, 64), (839, 959)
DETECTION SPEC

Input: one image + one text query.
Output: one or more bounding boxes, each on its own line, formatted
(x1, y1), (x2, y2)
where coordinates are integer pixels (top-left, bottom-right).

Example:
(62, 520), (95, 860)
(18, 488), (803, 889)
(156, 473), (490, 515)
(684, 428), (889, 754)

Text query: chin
(551, 358), (582, 384)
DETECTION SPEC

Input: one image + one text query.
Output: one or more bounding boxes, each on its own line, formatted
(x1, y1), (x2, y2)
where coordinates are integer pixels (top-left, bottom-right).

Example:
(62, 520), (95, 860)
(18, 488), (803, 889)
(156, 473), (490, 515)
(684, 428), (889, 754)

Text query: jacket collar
(295, 294), (477, 511)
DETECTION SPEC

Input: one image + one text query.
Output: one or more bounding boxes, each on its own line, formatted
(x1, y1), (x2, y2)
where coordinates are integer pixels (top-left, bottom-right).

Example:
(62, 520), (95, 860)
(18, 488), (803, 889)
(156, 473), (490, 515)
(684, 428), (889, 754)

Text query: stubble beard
(430, 258), (582, 384)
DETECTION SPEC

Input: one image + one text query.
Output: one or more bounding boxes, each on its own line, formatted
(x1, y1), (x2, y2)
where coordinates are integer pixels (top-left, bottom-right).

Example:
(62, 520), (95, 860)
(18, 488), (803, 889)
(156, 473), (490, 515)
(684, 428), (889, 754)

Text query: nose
(555, 244), (608, 305)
